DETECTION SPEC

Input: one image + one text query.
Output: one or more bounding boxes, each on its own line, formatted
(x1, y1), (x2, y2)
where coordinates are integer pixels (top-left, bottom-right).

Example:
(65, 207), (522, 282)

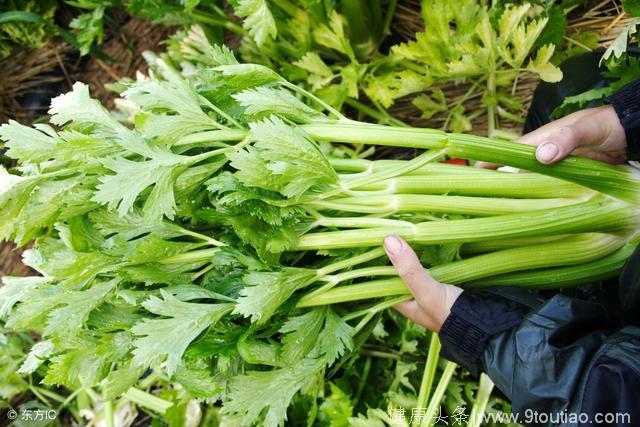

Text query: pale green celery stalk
(469, 235), (640, 289)
(432, 233), (627, 283)
(447, 133), (640, 205)
(306, 194), (581, 216)
(306, 266), (397, 303)
(158, 248), (221, 265)
(462, 235), (571, 253)
(123, 388), (173, 415)
(301, 123), (640, 204)
(188, 10), (245, 34)
(352, 174), (591, 199)
(351, 296), (412, 334)
(104, 400), (114, 427)
(467, 374), (494, 427)
(174, 129), (246, 148)
(297, 232), (629, 307)
(288, 248), (390, 306)
(303, 122), (448, 149)
(423, 362), (457, 427)
(320, 266), (397, 283)
(414, 333), (441, 426)
(300, 150), (447, 205)
(344, 98), (408, 127)
(330, 158), (493, 174)
(342, 296), (409, 323)
(336, 150), (446, 193)
(314, 247), (387, 277)
(296, 197), (637, 250)
(311, 216), (415, 230)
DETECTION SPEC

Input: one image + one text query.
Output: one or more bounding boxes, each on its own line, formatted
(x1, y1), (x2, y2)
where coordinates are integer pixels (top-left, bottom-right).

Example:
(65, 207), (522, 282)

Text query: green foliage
(555, 11), (640, 117)
(0, 0), (57, 57)
(222, 358), (324, 427)
(233, 0), (276, 46)
(131, 291), (233, 375)
(365, 0), (563, 135)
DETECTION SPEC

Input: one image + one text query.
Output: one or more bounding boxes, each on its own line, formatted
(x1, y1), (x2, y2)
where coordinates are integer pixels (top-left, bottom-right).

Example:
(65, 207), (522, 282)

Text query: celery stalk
(462, 235), (571, 253)
(351, 174), (591, 199)
(447, 134), (640, 205)
(307, 194), (581, 216)
(296, 197), (638, 250)
(301, 123), (640, 204)
(468, 235), (640, 288)
(297, 233), (630, 307)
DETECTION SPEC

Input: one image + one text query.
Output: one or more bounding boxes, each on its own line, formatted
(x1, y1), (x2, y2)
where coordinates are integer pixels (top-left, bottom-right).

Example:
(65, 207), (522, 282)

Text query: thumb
(522, 125), (582, 165)
(384, 236), (461, 331)
(383, 235), (441, 307)
(518, 107), (620, 164)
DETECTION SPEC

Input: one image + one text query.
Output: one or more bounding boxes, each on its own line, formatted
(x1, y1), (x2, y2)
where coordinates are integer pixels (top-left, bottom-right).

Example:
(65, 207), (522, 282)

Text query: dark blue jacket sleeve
(438, 246), (640, 426)
(606, 80), (640, 161)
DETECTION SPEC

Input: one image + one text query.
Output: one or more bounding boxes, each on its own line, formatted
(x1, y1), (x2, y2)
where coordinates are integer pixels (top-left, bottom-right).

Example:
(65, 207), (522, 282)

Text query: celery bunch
(0, 48), (638, 426)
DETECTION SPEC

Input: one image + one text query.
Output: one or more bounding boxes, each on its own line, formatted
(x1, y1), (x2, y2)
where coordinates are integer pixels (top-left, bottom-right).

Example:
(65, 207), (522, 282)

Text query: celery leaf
(132, 290), (233, 375)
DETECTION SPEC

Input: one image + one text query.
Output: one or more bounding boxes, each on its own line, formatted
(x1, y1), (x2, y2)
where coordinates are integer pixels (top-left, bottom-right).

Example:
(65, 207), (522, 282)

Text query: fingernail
(536, 143), (559, 163)
(384, 236), (403, 256)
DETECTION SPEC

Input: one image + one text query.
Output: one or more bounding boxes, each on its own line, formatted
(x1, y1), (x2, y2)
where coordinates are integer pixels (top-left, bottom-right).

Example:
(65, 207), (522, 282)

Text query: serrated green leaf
(0, 166), (42, 241)
(132, 290), (233, 375)
(235, 0), (277, 46)
(44, 279), (117, 337)
(174, 364), (223, 399)
(93, 153), (187, 221)
(535, 5), (566, 48)
(23, 238), (117, 285)
(233, 268), (317, 324)
(69, 7), (105, 56)
(313, 11), (354, 61)
(43, 345), (108, 388)
(4, 284), (64, 332)
(319, 382), (354, 426)
(234, 86), (324, 123)
(230, 116), (339, 198)
(102, 359), (145, 400)
(222, 358), (325, 427)
(364, 70), (433, 108)
(0, 276), (51, 319)
(17, 340), (56, 375)
(280, 308), (325, 364)
(49, 82), (121, 132)
(602, 18), (640, 62)
(214, 63), (284, 88)
(294, 52), (334, 90)
(0, 120), (56, 164)
(527, 44), (562, 82)
(319, 308), (353, 365)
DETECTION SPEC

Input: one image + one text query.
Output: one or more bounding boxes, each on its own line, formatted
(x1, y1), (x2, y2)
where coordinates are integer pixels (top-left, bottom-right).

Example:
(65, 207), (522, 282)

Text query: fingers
(394, 300), (435, 330)
(384, 236), (464, 332)
(383, 235), (440, 308)
(475, 160), (500, 169)
(519, 122), (581, 164)
(518, 106), (624, 164)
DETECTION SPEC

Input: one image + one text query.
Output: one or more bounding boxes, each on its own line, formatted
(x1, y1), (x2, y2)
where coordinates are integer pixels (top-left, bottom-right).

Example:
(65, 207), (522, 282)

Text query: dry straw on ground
(0, 40), (74, 124)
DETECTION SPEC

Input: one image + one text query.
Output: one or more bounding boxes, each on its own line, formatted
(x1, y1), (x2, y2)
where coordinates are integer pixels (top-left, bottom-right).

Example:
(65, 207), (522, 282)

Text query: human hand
(477, 105), (627, 168)
(384, 236), (463, 332)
